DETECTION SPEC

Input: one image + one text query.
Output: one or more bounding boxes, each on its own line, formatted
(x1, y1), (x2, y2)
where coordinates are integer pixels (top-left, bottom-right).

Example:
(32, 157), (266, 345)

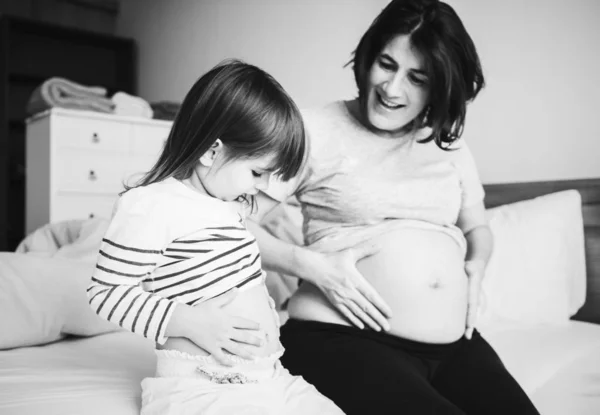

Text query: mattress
(483, 321), (600, 414)
(0, 331), (156, 415)
(1, 322), (599, 415)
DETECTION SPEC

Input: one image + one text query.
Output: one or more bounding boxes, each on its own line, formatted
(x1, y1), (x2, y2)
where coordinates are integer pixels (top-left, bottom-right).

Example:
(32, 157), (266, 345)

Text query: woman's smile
(375, 90), (405, 110)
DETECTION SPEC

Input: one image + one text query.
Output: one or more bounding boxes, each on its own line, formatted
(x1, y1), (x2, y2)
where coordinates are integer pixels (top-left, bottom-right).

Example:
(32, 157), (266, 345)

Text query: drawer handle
(88, 170), (97, 181)
(92, 133), (100, 144)
(89, 213), (95, 219)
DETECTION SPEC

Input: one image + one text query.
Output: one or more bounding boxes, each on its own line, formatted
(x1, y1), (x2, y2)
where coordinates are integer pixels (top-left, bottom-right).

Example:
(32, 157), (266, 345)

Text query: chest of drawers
(25, 108), (173, 235)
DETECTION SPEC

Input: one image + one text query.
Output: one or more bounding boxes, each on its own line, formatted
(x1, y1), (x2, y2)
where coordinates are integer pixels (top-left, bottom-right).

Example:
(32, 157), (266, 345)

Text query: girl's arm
(88, 193), (263, 364)
(87, 203), (176, 345)
(89, 267), (261, 364)
(248, 193), (393, 331)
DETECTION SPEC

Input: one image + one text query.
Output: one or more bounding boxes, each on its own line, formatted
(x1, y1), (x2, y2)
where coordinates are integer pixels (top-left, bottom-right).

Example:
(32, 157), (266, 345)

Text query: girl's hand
(309, 240), (393, 332)
(464, 260), (485, 340)
(178, 288), (264, 366)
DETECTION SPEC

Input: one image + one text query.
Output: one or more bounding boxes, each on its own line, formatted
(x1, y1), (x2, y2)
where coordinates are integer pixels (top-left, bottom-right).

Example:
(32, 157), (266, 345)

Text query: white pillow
(0, 253), (118, 350)
(478, 190), (586, 328)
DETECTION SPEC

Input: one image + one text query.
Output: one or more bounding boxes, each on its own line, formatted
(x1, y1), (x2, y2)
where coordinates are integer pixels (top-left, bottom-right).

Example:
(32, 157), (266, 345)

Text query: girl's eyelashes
(251, 170), (261, 177)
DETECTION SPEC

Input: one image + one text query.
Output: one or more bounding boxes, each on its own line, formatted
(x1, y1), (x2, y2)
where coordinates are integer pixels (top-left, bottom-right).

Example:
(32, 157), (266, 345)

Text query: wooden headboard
(484, 178), (600, 325)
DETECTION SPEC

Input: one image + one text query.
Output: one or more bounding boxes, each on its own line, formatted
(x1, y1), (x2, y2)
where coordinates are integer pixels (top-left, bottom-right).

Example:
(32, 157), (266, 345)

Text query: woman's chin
(368, 119), (409, 137)
(365, 110), (408, 133)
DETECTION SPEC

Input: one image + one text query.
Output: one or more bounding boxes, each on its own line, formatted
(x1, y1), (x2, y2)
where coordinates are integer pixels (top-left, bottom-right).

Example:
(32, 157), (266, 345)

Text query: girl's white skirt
(140, 349), (344, 415)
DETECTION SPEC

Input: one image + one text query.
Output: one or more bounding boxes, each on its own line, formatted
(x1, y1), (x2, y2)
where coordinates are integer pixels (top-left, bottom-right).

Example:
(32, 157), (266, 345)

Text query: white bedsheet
(483, 321), (600, 414)
(1, 322), (599, 415)
(0, 331), (155, 415)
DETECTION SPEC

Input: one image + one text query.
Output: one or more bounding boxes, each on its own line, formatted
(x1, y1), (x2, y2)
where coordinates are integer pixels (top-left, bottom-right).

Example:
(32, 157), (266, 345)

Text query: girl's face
(363, 34), (430, 136)
(200, 151), (275, 202)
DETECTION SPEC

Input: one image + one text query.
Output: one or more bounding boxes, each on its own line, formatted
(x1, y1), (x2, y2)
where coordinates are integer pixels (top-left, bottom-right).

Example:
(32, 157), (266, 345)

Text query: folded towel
(150, 100), (181, 121)
(26, 77), (115, 116)
(112, 91), (153, 118)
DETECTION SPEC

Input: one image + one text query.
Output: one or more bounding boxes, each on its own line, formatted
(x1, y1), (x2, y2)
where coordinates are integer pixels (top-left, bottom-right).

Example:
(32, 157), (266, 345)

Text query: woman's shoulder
(301, 101), (351, 134)
(415, 133), (474, 159)
(301, 100), (346, 123)
(300, 101), (352, 152)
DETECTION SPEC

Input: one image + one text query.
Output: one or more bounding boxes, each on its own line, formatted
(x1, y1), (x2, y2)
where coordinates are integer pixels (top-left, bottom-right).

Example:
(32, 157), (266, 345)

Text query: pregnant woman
(247, 1), (540, 414)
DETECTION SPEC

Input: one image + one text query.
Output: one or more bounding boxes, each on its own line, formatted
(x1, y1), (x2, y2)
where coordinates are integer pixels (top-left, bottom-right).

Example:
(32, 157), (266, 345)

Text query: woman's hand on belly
(357, 229), (469, 342)
(290, 228), (471, 343)
(464, 259), (486, 340)
(296, 239), (393, 332)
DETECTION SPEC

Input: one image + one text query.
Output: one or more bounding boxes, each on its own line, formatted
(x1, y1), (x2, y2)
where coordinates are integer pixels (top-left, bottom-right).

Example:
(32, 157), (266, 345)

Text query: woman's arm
(248, 193), (393, 331)
(246, 219), (314, 282)
(246, 193), (321, 284)
(464, 225), (493, 266)
(458, 201), (493, 267)
(457, 201), (494, 338)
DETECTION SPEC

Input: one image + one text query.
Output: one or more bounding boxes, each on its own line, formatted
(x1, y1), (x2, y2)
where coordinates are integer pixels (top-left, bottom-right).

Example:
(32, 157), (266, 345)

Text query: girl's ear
(199, 139), (224, 167)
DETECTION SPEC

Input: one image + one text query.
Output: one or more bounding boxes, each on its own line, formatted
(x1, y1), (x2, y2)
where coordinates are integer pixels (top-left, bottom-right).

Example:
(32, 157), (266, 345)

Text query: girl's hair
(129, 59), (305, 190)
(349, 0), (485, 148)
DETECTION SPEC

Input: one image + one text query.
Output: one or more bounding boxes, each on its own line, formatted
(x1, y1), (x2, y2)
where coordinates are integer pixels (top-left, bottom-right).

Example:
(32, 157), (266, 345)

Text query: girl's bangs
(256, 101), (305, 181)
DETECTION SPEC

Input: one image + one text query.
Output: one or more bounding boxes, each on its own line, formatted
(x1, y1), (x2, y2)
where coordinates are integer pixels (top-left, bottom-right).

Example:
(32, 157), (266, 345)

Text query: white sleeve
(453, 140), (485, 208)
(87, 190), (175, 345)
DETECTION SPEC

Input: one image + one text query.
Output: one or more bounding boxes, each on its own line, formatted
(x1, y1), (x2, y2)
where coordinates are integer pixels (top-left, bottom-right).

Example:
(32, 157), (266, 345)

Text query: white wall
(117, 0), (600, 184)
(451, 0), (600, 183)
(116, 0), (388, 107)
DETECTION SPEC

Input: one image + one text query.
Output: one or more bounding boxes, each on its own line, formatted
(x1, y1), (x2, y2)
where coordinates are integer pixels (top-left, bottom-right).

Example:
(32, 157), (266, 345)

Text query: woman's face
(363, 34), (430, 136)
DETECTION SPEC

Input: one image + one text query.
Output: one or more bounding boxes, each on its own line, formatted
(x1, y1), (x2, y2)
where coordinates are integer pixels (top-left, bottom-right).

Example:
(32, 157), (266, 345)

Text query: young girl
(87, 60), (344, 415)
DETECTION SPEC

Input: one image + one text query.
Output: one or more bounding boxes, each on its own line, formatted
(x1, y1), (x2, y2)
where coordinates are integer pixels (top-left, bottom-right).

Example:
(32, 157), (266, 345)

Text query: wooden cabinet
(25, 108), (172, 235)
(0, 16), (135, 250)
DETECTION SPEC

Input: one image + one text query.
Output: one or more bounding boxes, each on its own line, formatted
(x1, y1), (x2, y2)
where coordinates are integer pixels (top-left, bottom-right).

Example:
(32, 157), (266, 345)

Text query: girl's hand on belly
(307, 240), (393, 331)
(166, 288), (265, 366)
(464, 260), (486, 340)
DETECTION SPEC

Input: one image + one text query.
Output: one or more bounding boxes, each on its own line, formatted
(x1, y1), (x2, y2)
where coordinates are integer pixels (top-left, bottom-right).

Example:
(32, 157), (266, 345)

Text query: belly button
(429, 279), (441, 289)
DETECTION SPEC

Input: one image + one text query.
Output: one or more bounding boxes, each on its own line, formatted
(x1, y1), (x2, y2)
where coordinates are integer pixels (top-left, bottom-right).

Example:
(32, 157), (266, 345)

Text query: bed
(1, 178), (600, 415)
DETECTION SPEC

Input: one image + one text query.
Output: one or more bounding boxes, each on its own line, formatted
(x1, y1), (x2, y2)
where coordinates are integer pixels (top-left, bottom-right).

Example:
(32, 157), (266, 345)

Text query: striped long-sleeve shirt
(87, 178), (266, 344)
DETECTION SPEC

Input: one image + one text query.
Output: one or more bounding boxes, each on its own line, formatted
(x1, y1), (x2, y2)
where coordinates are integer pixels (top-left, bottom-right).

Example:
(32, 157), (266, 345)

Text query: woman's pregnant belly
(159, 284), (282, 358)
(287, 227), (468, 343)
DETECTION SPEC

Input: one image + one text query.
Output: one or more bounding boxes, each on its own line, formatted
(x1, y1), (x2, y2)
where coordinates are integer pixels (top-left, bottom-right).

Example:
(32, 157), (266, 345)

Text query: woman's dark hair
(129, 59), (305, 189)
(349, 0), (485, 148)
